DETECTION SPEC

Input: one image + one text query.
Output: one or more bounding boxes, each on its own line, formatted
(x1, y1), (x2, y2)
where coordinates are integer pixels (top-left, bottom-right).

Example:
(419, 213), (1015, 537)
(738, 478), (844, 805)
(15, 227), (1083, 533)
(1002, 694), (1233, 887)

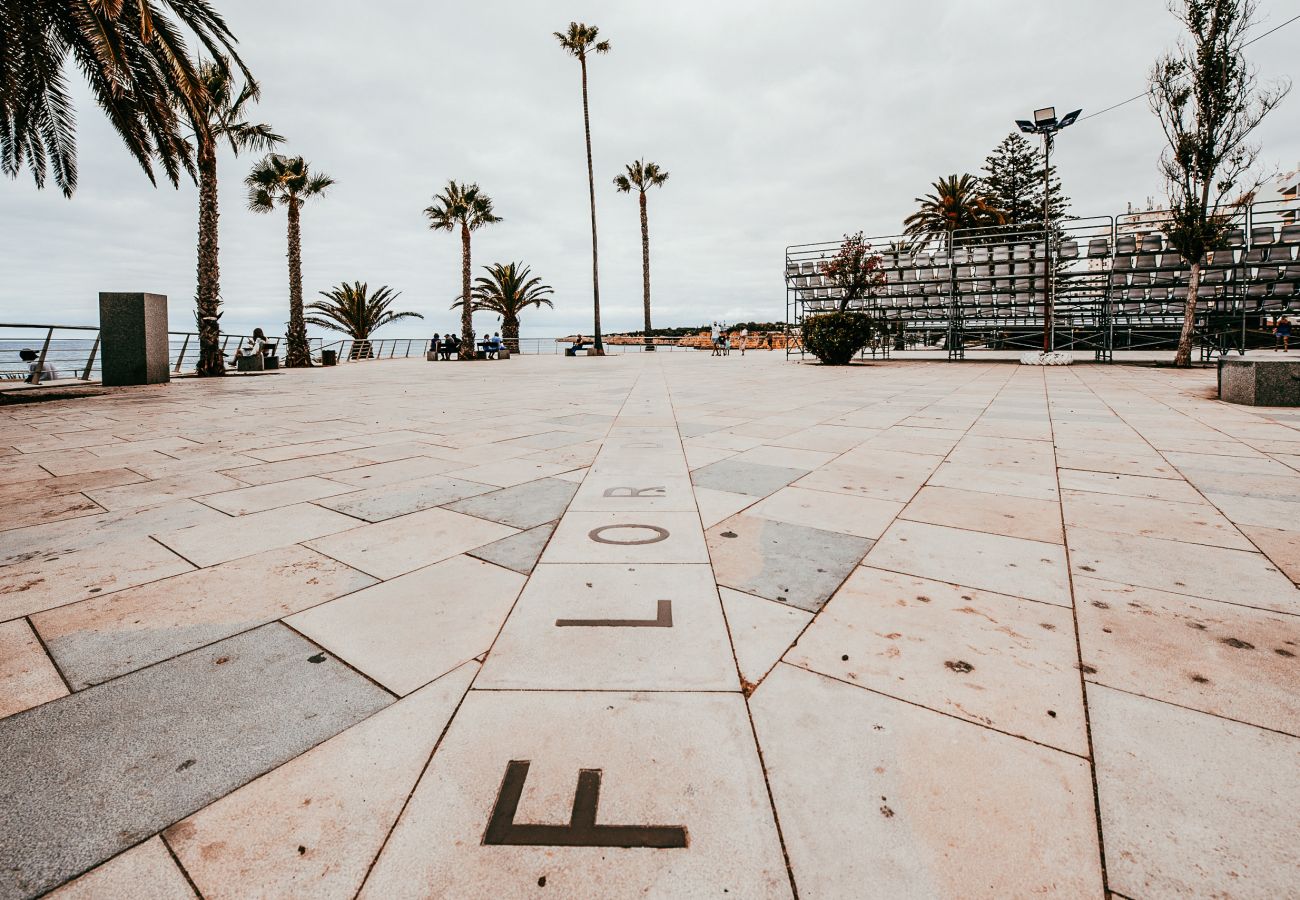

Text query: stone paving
(1, 351), (1298, 898)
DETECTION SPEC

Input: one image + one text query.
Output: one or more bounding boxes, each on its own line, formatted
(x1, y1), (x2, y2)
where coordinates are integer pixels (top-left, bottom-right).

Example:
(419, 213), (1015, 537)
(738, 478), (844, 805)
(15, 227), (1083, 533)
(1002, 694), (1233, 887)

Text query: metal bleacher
(785, 199), (1300, 360)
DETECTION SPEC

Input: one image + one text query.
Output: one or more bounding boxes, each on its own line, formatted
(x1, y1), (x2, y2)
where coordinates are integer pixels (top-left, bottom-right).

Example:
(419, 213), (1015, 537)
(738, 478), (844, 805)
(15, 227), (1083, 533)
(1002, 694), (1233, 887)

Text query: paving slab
(152, 502), (360, 567)
(305, 507), (516, 579)
(0, 618), (67, 719)
(33, 546), (376, 688)
(787, 567), (1087, 754)
(477, 564), (738, 691)
(718, 587), (811, 689)
(0, 624), (392, 900)
(707, 513), (873, 612)
(196, 475), (357, 515)
(542, 511), (708, 564)
(750, 485), (902, 539)
(444, 476), (577, 529)
(900, 484), (1063, 543)
(868, 519), (1071, 607)
(1056, 467), (1206, 504)
(313, 473), (494, 522)
(288, 555), (524, 695)
(1075, 576), (1300, 735)
(467, 522), (556, 574)
(44, 838), (195, 900)
(166, 663), (476, 900)
(750, 664), (1103, 898)
(569, 473), (697, 512)
(1062, 489), (1254, 551)
(359, 690), (790, 898)
(81, 471), (244, 510)
(1090, 683), (1300, 898)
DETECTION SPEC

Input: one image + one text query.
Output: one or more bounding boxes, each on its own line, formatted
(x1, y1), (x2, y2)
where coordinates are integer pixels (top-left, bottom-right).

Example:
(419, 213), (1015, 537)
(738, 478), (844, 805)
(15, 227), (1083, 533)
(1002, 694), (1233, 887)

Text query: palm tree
(903, 174), (1004, 249)
(452, 262), (555, 353)
(554, 21), (610, 355)
(1, 1), (248, 196)
(246, 154), (336, 368)
(307, 282), (423, 359)
(191, 58), (282, 377)
(613, 159), (669, 349)
(424, 181), (502, 359)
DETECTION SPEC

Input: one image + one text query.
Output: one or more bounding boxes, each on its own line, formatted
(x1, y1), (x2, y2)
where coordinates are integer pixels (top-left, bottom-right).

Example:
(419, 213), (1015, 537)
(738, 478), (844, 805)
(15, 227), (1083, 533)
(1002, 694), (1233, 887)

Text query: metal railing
(323, 335), (690, 361)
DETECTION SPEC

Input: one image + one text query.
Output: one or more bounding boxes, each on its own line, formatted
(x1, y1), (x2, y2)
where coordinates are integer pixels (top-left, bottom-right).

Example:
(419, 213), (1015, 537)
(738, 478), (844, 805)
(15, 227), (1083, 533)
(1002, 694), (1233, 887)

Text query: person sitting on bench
(566, 334), (587, 357)
(490, 333), (504, 356)
(19, 348), (59, 383)
(441, 333), (459, 360)
(430, 333), (441, 356)
(478, 333), (497, 359)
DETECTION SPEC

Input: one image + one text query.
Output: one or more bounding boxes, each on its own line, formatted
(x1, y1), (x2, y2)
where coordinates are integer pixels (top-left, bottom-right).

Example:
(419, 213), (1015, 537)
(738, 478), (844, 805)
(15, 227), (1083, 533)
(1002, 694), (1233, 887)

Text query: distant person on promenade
(566, 334), (587, 357)
(231, 328), (268, 364)
(722, 331), (731, 356)
(740, 327), (749, 356)
(19, 348), (59, 383)
(710, 321), (721, 356)
(430, 333), (441, 356)
(1275, 316), (1291, 352)
(441, 333), (460, 360)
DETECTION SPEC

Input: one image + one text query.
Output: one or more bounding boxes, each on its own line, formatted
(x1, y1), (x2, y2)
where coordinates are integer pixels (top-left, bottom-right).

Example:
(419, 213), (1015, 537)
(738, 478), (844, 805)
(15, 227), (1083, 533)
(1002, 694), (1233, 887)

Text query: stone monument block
(99, 293), (170, 386)
(1218, 358), (1300, 406)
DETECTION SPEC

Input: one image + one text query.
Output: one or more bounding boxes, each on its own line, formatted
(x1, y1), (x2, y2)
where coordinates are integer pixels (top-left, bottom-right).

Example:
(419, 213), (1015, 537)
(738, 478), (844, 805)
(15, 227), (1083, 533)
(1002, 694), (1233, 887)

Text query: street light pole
(1016, 107), (1081, 357)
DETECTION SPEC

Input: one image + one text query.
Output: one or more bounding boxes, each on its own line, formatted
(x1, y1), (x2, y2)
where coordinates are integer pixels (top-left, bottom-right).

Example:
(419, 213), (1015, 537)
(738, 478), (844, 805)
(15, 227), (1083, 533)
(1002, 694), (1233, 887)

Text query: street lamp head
(1016, 119), (1038, 134)
(1058, 108), (1082, 129)
(1033, 106), (1057, 127)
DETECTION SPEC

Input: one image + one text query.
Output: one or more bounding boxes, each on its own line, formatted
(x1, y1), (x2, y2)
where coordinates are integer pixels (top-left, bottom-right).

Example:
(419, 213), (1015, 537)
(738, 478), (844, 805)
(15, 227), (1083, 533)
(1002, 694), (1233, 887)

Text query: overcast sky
(2, 0), (1296, 341)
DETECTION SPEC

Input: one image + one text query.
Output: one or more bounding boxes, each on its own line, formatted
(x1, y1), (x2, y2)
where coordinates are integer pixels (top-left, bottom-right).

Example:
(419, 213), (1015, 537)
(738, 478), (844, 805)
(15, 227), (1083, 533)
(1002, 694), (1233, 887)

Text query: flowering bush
(802, 312), (874, 365)
(819, 232), (886, 310)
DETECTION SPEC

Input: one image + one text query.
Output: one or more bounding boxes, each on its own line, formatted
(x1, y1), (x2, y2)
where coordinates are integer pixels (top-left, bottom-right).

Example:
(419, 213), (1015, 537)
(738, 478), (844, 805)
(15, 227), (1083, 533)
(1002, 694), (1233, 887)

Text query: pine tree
(980, 133), (1070, 234)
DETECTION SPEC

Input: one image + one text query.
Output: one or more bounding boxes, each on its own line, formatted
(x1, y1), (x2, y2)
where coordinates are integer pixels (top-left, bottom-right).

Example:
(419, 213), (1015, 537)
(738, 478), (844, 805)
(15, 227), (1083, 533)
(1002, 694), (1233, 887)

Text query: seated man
(489, 333), (504, 357)
(442, 334), (459, 360)
(565, 334), (587, 357)
(479, 333), (496, 359)
(18, 348), (59, 383)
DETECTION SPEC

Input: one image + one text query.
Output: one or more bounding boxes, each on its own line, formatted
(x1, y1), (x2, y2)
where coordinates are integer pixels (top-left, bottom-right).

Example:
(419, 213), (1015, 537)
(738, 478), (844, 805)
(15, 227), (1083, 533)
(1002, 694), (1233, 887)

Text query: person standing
(740, 327), (749, 356)
(1275, 315), (1291, 352)
(710, 321), (721, 356)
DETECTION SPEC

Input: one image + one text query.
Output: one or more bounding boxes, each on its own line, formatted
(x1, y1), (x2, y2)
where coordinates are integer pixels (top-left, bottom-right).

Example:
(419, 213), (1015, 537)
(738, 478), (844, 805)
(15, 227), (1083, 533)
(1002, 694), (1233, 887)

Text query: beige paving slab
(1075, 577), (1300, 735)
(305, 507), (516, 579)
(750, 485), (902, 540)
(729, 444), (839, 471)
(719, 587), (810, 689)
(944, 436), (1057, 473)
(1054, 447), (1179, 479)
(751, 663), (1103, 898)
(788, 567), (1086, 753)
(0, 619), (67, 719)
(166, 663), (477, 900)
(1066, 527), (1299, 614)
(45, 837), (195, 900)
(793, 461), (931, 504)
(542, 511), (708, 564)
(1202, 491), (1300, 531)
(901, 485), (1063, 544)
(477, 564), (738, 691)
(1240, 525), (1300, 583)
(684, 443), (738, 470)
(197, 476), (357, 516)
(1062, 489), (1254, 551)
(867, 520), (1071, 607)
(82, 470), (244, 510)
(446, 459), (576, 488)
(1057, 468), (1206, 504)
(216, 452), (375, 486)
(924, 461), (1060, 501)
(359, 690), (791, 899)
(0, 490), (104, 532)
(33, 546), (377, 688)
(289, 555), (523, 695)
(693, 486), (756, 528)
(0, 467), (142, 504)
(0, 499), (225, 564)
(0, 536), (194, 622)
(769, 423), (880, 453)
(242, 437), (369, 463)
(1090, 683), (1300, 899)
(154, 503), (361, 567)
(314, 474), (494, 522)
(325, 455), (464, 487)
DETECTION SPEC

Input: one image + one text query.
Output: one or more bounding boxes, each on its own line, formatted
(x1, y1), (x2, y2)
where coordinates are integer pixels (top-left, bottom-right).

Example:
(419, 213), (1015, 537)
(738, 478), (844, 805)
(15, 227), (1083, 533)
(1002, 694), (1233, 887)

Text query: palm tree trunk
(640, 189), (653, 351)
(285, 198), (312, 367)
(195, 143), (225, 377)
(503, 317), (520, 354)
(580, 56), (604, 355)
(460, 223), (475, 359)
(1174, 260), (1202, 367)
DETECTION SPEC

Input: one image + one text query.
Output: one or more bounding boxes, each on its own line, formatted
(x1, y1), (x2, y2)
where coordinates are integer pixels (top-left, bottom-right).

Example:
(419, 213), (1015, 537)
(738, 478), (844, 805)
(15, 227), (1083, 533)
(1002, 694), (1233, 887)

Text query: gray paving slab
(0, 624), (392, 900)
(691, 458), (808, 498)
(467, 522), (556, 575)
(708, 514), (873, 611)
(315, 475), (494, 522)
(443, 477), (577, 529)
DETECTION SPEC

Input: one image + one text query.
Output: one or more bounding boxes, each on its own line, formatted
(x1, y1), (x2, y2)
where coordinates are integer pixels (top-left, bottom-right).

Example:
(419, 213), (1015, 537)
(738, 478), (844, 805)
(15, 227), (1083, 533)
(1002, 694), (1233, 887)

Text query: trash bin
(321, 349), (337, 367)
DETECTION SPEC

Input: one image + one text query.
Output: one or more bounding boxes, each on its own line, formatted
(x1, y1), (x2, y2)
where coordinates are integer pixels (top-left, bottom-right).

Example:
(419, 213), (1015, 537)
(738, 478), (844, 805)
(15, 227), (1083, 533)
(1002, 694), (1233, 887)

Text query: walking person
(1275, 315), (1291, 352)
(710, 321), (721, 357)
(722, 330), (731, 356)
(740, 326), (748, 356)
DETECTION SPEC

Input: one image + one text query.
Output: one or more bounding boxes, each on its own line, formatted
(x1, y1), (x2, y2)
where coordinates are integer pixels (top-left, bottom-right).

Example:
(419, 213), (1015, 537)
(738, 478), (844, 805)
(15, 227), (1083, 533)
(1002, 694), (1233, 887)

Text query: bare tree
(1150, 0), (1289, 367)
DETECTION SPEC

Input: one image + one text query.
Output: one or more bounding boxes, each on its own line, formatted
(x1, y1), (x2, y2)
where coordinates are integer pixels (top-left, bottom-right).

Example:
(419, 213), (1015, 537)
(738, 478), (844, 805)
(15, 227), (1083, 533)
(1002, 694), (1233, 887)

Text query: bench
(565, 347), (592, 357)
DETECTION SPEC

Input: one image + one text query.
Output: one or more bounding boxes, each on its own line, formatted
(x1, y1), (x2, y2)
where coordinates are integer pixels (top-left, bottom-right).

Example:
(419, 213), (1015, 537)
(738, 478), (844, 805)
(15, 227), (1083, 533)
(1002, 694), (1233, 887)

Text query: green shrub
(802, 312), (874, 365)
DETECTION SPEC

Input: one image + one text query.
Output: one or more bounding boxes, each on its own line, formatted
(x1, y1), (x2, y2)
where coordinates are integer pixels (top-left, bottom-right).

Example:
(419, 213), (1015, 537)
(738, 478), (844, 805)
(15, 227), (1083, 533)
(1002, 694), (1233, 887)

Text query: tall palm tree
(1, 1), (248, 196)
(903, 174), (1004, 249)
(452, 262), (555, 353)
(613, 159), (669, 350)
(424, 181), (501, 359)
(246, 154), (335, 368)
(307, 282), (423, 359)
(554, 21), (610, 355)
(191, 58), (282, 377)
